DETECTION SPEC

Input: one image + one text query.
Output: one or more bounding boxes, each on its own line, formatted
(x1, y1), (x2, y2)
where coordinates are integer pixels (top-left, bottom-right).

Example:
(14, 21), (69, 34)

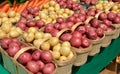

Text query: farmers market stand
(0, 37), (120, 74)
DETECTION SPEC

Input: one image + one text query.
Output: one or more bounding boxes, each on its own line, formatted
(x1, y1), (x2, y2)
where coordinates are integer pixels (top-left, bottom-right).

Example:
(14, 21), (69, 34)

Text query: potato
(0, 18), (2, 26)
(14, 17), (20, 22)
(35, 16), (40, 20)
(54, 4), (60, 11)
(0, 12), (7, 18)
(16, 27), (23, 34)
(63, 13), (68, 18)
(49, 0), (56, 6)
(0, 30), (7, 39)
(43, 3), (49, 9)
(15, 13), (20, 17)
(53, 43), (61, 52)
(2, 17), (9, 23)
(41, 41), (50, 50)
(49, 14), (57, 19)
(59, 56), (67, 61)
(42, 9), (48, 14)
(46, 18), (52, 24)
(112, 5), (119, 11)
(52, 51), (60, 59)
(25, 33), (35, 42)
(9, 30), (20, 38)
(43, 33), (52, 38)
(22, 32), (28, 40)
(35, 32), (44, 39)
(48, 7), (54, 11)
(39, 12), (48, 19)
(33, 39), (43, 48)
(9, 18), (16, 23)
(28, 27), (37, 34)
(67, 51), (74, 60)
(8, 11), (16, 18)
(1, 21), (12, 33)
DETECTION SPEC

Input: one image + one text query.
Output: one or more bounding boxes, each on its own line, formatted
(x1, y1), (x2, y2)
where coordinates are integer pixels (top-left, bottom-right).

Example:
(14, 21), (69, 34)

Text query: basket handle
(84, 16), (94, 25)
(95, 11), (103, 19)
(14, 46), (37, 60)
(37, 38), (49, 49)
(56, 28), (71, 38)
(71, 22), (83, 32)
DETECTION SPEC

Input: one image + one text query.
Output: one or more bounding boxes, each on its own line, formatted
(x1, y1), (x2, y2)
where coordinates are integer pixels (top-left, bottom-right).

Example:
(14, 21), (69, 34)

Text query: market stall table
(0, 37), (120, 74)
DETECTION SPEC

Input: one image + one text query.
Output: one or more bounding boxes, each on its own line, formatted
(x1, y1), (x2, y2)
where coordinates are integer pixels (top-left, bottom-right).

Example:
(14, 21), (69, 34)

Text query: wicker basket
(72, 44), (92, 66)
(89, 34), (105, 56)
(0, 46), (57, 74)
(101, 25), (117, 47)
(54, 50), (76, 74)
(112, 24), (120, 39)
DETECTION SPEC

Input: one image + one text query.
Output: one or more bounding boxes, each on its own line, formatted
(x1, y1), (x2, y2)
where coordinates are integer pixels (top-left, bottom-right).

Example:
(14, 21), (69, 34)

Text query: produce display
(0, 0), (50, 13)
(1, 37), (56, 74)
(38, 0), (74, 23)
(0, 0), (120, 74)
(80, 0), (98, 5)
(91, 1), (120, 13)
(55, 0), (83, 10)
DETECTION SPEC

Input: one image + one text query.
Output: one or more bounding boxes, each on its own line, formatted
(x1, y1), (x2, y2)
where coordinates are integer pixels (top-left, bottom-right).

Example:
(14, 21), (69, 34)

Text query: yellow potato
(9, 30), (20, 38)
(41, 41), (50, 50)
(35, 32), (44, 39)
(59, 56), (67, 61)
(1, 21), (12, 33)
(0, 12), (7, 18)
(8, 11), (16, 18)
(33, 39), (43, 48)
(53, 43), (61, 52)
(52, 51), (60, 59)
(2, 17), (9, 23)
(28, 27), (37, 34)
(0, 30), (7, 39)
(25, 33), (35, 42)
(49, 0), (56, 6)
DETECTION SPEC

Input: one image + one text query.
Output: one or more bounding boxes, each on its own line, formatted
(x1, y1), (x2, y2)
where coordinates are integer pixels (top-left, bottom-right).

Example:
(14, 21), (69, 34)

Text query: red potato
(17, 22), (26, 30)
(70, 37), (81, 48)
(19, 17), (27, 24)
(76, 26), (86, 34)
(81, 37), (90, 48)
(60, 33), (72, 41)
(26, 61), (40, 73)
(45, 23), (54, 33)
(90, 18), (100, 28)
(36, 20), (45, 28)
(1, 37), (12, 49)
(27, 21), (36, 27)
(32, 50), (41, 61)
(37, 60), (45, 71)
(56, 17), (65, 24)
(8, 44), (20, 57)
(107, 12), (116, 21)
(18, 52), (32, 64)
(40, 50), (53, 63)
(99, 13), (107, 20)
(72, 31), (82, 38)
(42, 63), (55, 74)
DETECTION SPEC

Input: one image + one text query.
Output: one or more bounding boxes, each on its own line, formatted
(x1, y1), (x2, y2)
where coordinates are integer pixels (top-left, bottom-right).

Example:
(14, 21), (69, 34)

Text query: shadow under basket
(89, 34), (105, 56)
(54, 50), (76, 74)
(72, 44), (92, 66)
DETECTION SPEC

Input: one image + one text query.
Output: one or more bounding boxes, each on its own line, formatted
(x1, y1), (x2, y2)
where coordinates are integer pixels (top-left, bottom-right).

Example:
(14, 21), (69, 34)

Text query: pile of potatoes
(35, 0), (74, 24)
